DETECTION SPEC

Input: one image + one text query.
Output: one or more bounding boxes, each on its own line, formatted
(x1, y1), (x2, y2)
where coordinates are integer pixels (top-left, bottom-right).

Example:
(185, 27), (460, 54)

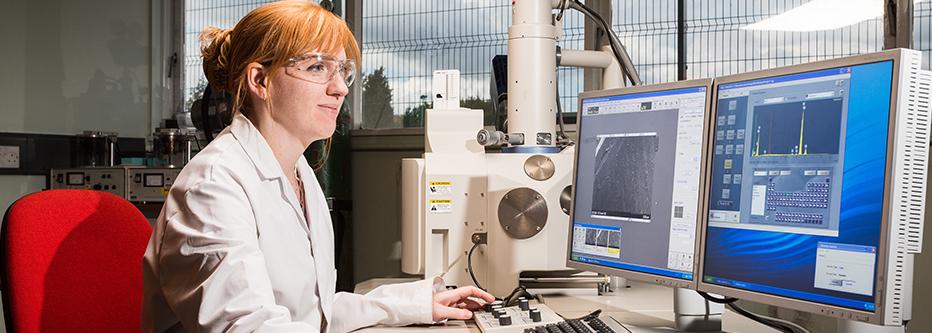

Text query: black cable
(696, 291), (797, 333)
(554, 74), (569, 144)
(727, 302), (796, 333)
(555, 0), (568, 21)
(696, 290), (738, 304)
(467, 242), (484, 291)
(568, 0), (641, 86)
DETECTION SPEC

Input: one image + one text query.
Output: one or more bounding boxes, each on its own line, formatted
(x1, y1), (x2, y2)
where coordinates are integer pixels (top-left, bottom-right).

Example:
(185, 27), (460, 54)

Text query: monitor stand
(673, 288), (724, 331)
(838, 320), (905, 333)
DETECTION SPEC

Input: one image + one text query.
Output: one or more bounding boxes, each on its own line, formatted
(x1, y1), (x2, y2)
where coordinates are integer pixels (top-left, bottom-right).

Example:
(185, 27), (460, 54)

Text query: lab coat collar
(229, 113), (287, 181)
(229, 113), (311, 236)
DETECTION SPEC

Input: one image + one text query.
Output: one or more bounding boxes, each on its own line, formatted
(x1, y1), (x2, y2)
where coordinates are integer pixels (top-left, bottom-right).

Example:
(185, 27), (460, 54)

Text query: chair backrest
(1, 189), (152, 333)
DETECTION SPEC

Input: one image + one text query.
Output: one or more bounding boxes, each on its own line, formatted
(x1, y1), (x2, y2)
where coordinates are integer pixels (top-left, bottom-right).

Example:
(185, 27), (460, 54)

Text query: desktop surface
(355, 279), (781, 333)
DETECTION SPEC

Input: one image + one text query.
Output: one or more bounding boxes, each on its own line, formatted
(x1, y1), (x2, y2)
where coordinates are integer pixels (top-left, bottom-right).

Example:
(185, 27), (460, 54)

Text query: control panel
(475, 299), (561, 333)
(127, 167), (181, 203)
(51, 168), (127, 198)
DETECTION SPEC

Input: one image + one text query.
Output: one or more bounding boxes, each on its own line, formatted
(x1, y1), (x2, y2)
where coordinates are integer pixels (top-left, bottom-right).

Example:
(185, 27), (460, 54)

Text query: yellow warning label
(161, 187), (170, 196)
(428, 181), (454, 195)
(428, 199), (453, 213)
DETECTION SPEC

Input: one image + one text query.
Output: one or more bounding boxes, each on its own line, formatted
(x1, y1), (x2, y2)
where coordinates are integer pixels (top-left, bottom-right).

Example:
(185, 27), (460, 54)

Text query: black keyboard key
(568, 319), (591, 333)
(586, 318), (615, 333)
(558, 321), (576, 333)
(546, 323), (564, 333)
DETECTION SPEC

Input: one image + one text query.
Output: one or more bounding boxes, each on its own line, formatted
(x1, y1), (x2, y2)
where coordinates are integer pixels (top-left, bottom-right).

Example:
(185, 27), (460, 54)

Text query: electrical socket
(0, 146), (20, 168)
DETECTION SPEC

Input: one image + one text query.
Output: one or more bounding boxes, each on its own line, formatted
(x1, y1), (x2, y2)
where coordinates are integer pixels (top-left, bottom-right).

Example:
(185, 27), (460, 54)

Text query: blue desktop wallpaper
(703, 61), (894, 311)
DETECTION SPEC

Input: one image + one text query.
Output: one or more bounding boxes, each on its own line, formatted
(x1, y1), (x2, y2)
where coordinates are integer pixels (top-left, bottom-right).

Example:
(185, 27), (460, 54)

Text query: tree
(361, 67), (394, 128)
(402, 96), (493, 128)
(403, 95), (430, 127)
(460, 96), (494, 126)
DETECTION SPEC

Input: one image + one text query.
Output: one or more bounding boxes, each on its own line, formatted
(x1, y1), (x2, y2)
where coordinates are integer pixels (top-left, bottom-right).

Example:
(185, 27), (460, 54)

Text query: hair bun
(200, 26), (233, 92)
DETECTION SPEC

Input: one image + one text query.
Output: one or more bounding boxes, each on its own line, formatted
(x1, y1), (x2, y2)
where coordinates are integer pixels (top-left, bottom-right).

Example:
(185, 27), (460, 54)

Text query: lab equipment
(50, 167), (127, 198)
(401, 0), (635, 297)
(76, 131), (118, 167)
(473, 302), (561, 333)
(151, 128), (196, 168)
(567, 79), (723, 331)
(697, 48), (931, 331)
(126, 167), (182, 203)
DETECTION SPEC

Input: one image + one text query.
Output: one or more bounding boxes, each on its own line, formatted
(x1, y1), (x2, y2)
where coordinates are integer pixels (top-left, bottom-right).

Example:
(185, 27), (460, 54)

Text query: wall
(0, 0), (152, 213)
(350, 129), (424, 283)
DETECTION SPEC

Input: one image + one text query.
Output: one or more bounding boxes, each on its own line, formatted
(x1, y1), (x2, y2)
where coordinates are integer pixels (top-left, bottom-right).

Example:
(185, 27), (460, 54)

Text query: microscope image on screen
(591, 133), (660, 223)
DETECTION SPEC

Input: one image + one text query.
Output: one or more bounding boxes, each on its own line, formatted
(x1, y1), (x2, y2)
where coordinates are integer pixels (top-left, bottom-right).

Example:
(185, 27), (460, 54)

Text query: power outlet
(0, 146), (20, 168)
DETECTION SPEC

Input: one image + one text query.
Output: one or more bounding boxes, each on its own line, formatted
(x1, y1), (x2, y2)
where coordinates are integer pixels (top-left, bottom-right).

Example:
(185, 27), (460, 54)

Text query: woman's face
(268, 48), (350, 143)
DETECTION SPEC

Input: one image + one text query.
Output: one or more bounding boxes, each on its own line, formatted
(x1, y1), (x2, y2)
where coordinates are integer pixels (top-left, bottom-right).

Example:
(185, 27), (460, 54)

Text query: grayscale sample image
(596, 229), (610, 247)
(591, 134), (660, 221)
(608, 231), (621, 249)
(585, 228), (598, 245)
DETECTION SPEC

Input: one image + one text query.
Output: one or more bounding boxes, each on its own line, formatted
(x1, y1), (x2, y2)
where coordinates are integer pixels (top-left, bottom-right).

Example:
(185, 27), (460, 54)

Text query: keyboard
(474, 299), (627, 333)
(520, 316), (628, 333)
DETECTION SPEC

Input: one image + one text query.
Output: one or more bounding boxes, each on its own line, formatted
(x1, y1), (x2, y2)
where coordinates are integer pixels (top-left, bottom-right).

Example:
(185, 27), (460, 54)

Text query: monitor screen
(569, 82), (710, 283)
(702, 60), (894, 312)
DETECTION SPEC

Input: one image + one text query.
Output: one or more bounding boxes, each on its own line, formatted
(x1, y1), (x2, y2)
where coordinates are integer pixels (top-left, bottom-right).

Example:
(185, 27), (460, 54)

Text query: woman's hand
(432, 286), (496, 321)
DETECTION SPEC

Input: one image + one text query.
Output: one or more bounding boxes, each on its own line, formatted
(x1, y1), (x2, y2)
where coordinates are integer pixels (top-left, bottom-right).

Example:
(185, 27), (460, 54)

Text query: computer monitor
(566, 79), (714, 289)
(698, 49), (930, 326)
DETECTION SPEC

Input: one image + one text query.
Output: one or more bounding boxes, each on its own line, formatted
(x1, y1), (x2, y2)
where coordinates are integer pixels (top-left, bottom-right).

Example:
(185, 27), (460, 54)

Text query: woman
(141, 2), (494, 332)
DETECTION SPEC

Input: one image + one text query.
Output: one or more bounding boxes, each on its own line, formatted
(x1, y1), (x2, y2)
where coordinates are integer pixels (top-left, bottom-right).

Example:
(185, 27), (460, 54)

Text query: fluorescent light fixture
(743, 0), (925, 32)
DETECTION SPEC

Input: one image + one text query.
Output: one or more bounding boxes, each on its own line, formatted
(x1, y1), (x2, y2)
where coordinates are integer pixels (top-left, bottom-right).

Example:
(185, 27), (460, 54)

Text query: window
(360, 1), (585, 128)
(182, 0), (279, 113)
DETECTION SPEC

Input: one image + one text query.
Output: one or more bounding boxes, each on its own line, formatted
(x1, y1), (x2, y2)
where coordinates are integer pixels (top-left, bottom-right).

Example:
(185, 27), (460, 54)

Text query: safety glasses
(283, 52), (356, 87)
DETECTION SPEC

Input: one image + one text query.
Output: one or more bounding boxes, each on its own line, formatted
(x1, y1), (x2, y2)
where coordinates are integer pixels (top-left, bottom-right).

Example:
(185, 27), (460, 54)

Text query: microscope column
(507, 0), (560, 147)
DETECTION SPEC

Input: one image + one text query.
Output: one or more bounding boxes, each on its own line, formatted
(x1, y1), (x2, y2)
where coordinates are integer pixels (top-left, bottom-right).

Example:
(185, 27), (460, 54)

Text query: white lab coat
(142, 114), (436, 332)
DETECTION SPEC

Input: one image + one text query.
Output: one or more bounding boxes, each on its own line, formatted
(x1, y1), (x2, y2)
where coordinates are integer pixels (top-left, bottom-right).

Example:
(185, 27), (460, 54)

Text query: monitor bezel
(695, 49), (905, 325)
(566, 78), (715, 290)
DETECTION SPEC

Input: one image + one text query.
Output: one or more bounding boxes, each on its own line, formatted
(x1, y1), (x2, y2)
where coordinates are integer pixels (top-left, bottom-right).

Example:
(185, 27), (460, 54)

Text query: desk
(354, 279), (779, 333)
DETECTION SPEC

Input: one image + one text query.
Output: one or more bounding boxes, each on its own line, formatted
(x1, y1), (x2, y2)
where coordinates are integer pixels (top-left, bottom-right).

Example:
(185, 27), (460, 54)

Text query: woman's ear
(245, 62), (268, 100)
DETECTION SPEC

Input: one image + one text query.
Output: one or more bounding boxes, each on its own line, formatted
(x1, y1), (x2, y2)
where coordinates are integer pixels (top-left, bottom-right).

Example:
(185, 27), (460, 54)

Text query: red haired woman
(141, 2), (493, 332)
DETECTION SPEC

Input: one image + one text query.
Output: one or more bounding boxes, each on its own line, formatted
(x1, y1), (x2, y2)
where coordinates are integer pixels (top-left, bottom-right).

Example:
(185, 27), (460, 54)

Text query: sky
(182, 0), (932, 128)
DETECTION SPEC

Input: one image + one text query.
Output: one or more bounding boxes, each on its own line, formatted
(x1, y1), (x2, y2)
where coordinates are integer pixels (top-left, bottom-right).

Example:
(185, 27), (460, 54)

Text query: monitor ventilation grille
(897, 50), (931, 255)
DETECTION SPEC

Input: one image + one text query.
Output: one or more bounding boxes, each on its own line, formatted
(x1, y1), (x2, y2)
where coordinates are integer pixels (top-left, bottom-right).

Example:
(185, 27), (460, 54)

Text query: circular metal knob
(529, 308), (542, 322)
(498, 188), (548, 239)
(560, 185), (572, 215)
(524, 155), (555, 181)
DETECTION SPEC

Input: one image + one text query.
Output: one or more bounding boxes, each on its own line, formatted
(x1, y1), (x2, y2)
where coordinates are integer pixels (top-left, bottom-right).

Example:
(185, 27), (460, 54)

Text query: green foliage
(361, 67), (394, 128)
(402, 96), (494, 128)
(185, 78), (209, 113)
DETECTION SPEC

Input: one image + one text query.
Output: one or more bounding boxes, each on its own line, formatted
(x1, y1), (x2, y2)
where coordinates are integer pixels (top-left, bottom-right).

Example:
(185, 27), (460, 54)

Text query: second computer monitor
(698, 49), (930, 325)
(566, 79), (713, 288)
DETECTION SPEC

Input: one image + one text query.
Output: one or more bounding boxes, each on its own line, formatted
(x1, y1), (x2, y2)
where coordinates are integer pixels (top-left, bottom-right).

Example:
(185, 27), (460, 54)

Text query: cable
(696, 291), (807, 333)
(554, 74), (569, 144)
(466, 242), (484, 291)
(568, 0), (642, 86)
(696, 290), (738, 304)
(726, 303), (796, 333)
(728, 303), (809, 333)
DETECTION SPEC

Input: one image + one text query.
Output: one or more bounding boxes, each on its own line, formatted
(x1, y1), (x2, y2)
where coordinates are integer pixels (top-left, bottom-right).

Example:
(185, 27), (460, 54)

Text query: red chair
(1, 190), (152, 332)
